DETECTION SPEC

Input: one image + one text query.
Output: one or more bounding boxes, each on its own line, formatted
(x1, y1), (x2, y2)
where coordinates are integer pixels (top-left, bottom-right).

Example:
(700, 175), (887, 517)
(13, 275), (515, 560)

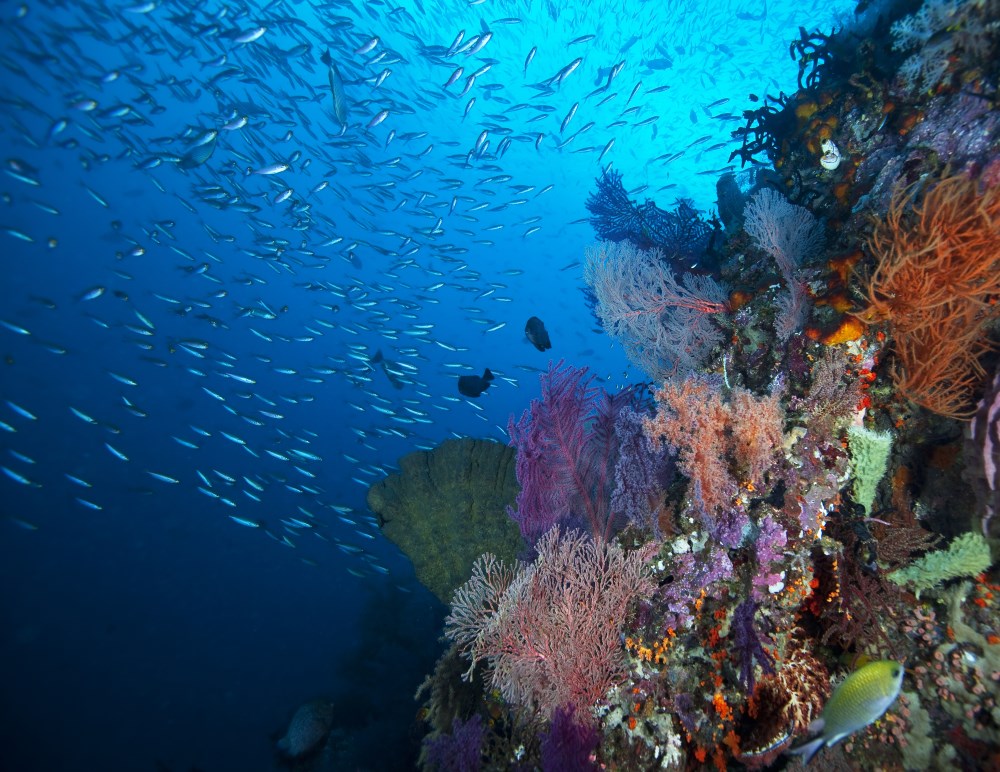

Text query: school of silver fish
(0, 0), (841, 582)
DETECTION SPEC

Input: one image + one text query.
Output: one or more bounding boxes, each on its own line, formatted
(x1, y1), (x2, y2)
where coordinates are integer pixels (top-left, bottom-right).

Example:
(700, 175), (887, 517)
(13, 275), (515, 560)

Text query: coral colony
(412, 3), (1000, 769)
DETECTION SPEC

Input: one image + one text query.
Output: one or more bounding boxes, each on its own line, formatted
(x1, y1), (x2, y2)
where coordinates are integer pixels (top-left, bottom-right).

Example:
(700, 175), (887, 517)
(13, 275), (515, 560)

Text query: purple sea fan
(423, 715), (485, 772)
(507, 361), (638, 543)
(540, 704), (599, 772)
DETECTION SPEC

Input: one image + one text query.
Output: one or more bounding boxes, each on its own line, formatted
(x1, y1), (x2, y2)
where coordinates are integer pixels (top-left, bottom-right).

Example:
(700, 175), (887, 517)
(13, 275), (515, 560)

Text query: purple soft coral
(731, 599), (776, 692)
(752, 514), (789, 599)
(611, 406), (675, 537)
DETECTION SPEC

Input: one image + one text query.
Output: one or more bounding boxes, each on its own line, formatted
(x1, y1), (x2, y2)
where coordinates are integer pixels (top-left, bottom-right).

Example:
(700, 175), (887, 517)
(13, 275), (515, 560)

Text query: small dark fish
(525, 316), (551, 351)
(458, 368), (494, 398)
(619, 34), (641, 53)
(736, 0), (767, 22)
(593, 66), (613, 87)
(643, 57), (673, 71)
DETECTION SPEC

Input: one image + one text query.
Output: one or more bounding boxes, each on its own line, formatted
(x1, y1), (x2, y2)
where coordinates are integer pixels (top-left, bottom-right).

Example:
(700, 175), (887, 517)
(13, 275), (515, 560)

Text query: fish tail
(786, 736), (825, 766)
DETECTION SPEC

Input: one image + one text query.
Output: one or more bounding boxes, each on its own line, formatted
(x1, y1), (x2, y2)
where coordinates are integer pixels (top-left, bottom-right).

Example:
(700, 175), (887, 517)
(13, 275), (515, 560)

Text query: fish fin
(483, 368), (494, 381)
(371, 349), (383, 363)
(786, 736), (825, 766)
(321, 49), (332, 66)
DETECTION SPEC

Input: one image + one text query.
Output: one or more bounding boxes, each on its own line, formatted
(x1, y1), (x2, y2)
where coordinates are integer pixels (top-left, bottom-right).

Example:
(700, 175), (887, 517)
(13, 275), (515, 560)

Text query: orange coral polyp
(822, 317), (865, 345)
(713, 692), (734, 722)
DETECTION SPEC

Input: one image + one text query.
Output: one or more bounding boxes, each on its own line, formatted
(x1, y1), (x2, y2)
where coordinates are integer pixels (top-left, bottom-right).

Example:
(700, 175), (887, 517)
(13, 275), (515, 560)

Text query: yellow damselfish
(788, 660), (904, 765)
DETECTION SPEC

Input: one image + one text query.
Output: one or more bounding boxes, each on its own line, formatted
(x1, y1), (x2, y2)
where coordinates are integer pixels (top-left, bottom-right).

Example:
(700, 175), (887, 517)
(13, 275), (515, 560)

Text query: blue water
(0, 0), (857, 769)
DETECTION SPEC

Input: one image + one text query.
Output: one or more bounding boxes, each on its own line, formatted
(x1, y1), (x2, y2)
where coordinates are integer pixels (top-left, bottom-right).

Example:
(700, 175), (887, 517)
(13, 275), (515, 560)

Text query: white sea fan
(584, 241), (727, 380)
(890, 0), (963, 52)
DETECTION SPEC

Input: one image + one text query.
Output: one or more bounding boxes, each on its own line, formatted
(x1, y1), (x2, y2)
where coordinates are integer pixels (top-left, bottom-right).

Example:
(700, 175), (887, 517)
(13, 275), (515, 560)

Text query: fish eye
(892, 667), (901, 677)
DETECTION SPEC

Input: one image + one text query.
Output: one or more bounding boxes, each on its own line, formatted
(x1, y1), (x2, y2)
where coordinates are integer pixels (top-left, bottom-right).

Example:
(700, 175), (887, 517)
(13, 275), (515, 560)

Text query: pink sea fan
(584, 240), (727, 378)
(444, 527), (655, 716)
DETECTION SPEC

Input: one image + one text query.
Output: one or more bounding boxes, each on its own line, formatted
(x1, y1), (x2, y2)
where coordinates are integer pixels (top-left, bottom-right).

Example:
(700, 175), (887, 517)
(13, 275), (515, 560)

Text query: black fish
(643, 57), (673, 71)
(524, 316), (551, 351)
(372, 349), (404, 389)
(593, 66), (613, 87)
(458, 369), (494, 398)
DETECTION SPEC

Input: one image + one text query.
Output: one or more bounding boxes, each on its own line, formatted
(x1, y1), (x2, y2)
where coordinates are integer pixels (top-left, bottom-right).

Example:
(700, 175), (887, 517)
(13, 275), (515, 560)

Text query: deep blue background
(1, 0), (857, 769)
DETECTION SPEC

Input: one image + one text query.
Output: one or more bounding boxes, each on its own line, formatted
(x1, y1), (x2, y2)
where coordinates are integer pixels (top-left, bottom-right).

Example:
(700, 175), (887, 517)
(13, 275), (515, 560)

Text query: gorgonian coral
(584, 241), (728, 379)
(444, 527), (655, 717)
(506, 361), (642, 543)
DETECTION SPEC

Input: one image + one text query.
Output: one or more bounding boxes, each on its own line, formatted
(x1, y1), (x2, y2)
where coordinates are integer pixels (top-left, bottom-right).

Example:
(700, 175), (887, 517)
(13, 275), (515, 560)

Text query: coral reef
(416, 1), (1000, 768)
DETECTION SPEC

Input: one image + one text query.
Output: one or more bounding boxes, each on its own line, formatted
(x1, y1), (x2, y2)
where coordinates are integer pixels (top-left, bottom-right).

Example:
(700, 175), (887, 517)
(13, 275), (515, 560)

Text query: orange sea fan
(857, 172), (1000, 419)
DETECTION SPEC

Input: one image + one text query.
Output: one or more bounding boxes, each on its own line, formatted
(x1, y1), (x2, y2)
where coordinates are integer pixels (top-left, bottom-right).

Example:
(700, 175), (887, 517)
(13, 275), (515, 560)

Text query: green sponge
(889, 532), (993, 597)
(846, 425), (893, 514)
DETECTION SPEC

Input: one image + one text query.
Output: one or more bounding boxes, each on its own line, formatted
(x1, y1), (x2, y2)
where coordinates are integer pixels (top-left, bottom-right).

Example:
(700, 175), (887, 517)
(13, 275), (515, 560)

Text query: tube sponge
(846, 425), (893, 514)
